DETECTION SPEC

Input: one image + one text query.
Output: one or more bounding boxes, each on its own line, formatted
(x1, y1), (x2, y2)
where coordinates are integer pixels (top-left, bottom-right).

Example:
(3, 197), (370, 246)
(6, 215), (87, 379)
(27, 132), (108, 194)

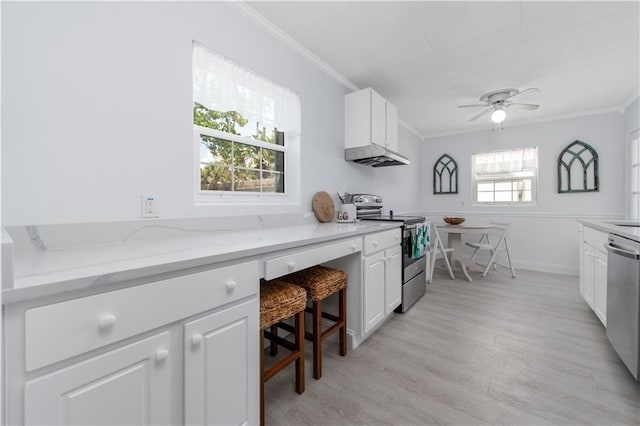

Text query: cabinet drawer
(264, 238), (362, 280)
(25, 260), (258, 371)
(363, 229), (401, 255)
(584, 227), (608, 253)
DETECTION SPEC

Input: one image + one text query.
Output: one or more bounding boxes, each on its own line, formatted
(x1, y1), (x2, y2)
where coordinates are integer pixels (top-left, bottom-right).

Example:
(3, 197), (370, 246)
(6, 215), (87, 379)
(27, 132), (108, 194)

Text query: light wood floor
(264, 269), (640, 425)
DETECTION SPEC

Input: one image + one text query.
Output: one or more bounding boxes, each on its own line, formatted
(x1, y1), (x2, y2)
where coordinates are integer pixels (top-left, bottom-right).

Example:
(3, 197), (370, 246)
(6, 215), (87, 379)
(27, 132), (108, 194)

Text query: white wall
(1, 2), (421, 226)
(421, 112), (625, 275)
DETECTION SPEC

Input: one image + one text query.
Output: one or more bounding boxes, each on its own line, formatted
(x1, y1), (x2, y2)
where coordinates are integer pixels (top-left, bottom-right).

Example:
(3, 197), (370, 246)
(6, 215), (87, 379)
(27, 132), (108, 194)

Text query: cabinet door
(385, 102), (398, 152)
(384, 245), (402, 315)
(364, 251), (386, 333)
(582, 243), (595, 308)
(594, 249), (607, 326)
(184, 299), (259, 426)
(370, 89), (386, 147)
(24, 333), (171, 426)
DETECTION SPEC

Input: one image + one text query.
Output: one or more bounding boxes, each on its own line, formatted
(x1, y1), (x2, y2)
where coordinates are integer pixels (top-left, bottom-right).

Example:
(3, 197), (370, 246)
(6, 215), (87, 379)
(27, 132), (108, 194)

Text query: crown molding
(422, 106), (623, 141)
(228, 2), (425, 140)
(621, 89), (639, 112)
(398, 119), (422, 139)
(227, 2), (359, 92)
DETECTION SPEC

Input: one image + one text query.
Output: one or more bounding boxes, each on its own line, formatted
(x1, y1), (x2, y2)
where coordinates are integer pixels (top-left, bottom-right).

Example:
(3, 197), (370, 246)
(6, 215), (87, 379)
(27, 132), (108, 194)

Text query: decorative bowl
(443, 217), (465, 225)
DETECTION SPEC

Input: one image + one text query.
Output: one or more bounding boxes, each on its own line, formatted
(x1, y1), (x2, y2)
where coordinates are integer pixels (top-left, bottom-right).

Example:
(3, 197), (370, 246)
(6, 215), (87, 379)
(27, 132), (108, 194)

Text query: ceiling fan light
(491, 108), (506, 123)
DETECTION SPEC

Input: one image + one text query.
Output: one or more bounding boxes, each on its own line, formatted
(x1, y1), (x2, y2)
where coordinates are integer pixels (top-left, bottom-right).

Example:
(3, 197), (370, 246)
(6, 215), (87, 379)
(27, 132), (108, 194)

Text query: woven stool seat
(260, 280), (307, 330)
(259, 280), (306, 425)
(281, 266), (348, 301)
(279, 265), (348, 380)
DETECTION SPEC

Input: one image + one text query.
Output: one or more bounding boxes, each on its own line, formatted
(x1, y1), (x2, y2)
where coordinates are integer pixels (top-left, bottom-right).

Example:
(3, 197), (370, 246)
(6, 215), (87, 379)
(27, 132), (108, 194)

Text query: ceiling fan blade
(507, 103), (539, 110)
(468, 107), (492, 122)
(505, 87), (539, 100)
(458, 104), (488, 108)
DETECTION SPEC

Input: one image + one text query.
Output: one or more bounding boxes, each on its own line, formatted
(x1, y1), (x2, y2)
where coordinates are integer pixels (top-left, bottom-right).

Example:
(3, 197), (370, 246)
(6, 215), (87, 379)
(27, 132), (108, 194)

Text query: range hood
(345, 145), (410, 167)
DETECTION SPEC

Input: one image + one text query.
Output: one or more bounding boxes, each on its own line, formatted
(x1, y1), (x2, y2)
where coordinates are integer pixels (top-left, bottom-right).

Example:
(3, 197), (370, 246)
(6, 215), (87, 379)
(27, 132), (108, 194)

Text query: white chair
(429, 224), (455, 282)
(465, 221), (516, 278)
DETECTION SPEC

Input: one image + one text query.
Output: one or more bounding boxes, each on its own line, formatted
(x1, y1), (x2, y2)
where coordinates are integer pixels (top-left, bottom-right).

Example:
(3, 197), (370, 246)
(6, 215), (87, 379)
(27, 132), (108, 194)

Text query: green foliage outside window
(194, 102), (284, 193)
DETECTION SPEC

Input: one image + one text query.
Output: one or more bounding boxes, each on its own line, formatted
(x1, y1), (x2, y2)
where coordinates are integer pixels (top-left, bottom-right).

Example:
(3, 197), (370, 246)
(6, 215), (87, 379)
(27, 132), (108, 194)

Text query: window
(192, 42), (300, 204)
(630, 131), (640, 219)
(472, 147), (538, 205)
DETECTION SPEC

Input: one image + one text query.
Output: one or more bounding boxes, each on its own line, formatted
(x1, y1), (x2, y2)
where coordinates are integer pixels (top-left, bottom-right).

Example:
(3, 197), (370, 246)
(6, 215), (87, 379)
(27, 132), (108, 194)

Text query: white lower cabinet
(593, 249), (607, 325)
(384, 245), (402, 315)
(5, 260), (259, 426)
(581, 243), (595, 308)
(184, 299), (258, 426)
(579, 226), (608, 326)
(24, 333), (171, 426)
(362, 230), (402, 335)
(363, 251), (386, 333)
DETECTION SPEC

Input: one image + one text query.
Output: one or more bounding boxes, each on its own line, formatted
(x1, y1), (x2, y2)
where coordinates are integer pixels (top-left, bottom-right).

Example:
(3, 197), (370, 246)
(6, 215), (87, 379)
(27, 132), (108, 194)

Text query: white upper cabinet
(385, 101), (398, 152)
(345, 87), (399, 152)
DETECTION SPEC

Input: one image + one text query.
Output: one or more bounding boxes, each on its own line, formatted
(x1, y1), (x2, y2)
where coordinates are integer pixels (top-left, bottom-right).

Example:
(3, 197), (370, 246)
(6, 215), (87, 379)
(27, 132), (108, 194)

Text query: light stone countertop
(579, 219), (640, 241)
(3, 220), (400, 304)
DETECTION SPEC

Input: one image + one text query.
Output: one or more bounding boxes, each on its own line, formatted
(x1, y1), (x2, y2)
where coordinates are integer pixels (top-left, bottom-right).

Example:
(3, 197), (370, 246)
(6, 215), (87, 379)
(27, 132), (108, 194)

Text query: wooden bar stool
(259, 280), (307, 426)
(280, 265), (348, 380)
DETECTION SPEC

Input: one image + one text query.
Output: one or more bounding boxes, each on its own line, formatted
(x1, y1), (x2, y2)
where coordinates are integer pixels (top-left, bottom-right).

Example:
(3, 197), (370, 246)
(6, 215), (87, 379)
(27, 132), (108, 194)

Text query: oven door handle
(404, 221), (427, 231)
(605, 242), (640, 260)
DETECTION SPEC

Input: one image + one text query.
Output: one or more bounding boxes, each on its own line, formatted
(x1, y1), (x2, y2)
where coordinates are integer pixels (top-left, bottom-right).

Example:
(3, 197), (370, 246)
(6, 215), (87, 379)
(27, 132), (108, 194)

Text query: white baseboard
(514, 260), (578, 276)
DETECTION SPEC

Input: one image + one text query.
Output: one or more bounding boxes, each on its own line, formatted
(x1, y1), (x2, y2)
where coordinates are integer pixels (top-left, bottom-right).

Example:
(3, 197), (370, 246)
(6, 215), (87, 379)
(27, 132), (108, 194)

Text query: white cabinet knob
(99, 314), (116, 329)
(191, 334), (203, 346)
(226, 280), (237, 291)
(155, 349), (169, 362)
(373, 241), (379, 247)
(395, 236), (400, 241)
(287, 261), (296, 270)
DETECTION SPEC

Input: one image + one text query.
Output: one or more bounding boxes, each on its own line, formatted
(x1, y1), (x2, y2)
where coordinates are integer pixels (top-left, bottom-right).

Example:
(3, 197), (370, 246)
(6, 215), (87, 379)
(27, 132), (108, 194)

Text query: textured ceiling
(246, 1), (640, 138)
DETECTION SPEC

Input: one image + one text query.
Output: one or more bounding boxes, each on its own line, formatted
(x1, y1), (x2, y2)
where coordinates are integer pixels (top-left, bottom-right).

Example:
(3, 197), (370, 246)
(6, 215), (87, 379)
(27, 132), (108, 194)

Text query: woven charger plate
(312, 191), (335, 223)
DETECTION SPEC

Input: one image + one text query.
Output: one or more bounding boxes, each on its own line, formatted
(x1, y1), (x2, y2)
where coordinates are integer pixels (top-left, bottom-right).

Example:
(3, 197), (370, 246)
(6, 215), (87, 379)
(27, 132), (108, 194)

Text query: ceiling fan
(458, 88), (540, 123)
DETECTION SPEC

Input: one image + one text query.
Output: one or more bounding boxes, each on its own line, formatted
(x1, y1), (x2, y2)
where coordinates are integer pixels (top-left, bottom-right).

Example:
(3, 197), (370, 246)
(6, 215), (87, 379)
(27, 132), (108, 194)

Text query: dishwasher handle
(605, 242), (640, 260)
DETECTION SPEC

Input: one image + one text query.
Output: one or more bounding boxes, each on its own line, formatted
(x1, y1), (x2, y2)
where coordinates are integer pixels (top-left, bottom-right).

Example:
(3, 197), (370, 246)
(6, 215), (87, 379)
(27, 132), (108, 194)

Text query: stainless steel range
(352, 194), (429, 313)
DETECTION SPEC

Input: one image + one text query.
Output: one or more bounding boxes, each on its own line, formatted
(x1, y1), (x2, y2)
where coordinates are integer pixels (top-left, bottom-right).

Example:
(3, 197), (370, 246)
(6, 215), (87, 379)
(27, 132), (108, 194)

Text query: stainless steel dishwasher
(605, 234), (640, 380)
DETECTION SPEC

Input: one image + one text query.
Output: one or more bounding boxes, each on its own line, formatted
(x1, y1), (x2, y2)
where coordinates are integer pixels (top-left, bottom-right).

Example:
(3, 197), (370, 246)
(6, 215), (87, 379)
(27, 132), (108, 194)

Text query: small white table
(435, 222), (495, 282)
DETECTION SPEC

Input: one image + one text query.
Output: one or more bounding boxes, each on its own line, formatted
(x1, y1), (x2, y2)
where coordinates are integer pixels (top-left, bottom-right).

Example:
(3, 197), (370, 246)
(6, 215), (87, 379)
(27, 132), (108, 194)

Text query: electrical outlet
(141, 195), (159, 218)
(459, 200), (465, 207)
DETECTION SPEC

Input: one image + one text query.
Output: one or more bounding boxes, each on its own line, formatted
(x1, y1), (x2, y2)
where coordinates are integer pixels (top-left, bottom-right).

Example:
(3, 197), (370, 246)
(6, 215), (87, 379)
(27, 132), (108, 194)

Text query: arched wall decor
(557, 140), (599, 193)
(433, 154), (458, 194)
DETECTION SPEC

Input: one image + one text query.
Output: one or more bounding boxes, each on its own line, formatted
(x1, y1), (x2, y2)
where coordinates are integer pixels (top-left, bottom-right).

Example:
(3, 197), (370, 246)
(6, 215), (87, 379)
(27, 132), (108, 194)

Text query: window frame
(471, 147), (539, 206)
(192, 41), (301, 208)
(194, 125), (292, 203)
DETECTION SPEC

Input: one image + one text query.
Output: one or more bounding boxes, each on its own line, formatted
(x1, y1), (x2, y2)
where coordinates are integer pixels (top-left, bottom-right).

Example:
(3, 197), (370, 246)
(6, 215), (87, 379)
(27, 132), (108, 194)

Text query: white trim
(514, 260), (578, 277)
(227, 2), (359, 92)
(621, 90), (639, 112)
(229, 2), (632, 144)
(229, 1), (424, 140)
(422, 106), (624, 141)
(195, 125), (286, 152)
(398, 119), (422, 139)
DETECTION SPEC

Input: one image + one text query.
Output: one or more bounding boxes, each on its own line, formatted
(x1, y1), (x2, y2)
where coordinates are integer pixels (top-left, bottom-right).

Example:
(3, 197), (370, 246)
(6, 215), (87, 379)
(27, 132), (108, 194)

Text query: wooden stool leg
(339, 288), (347, 356)
(269, 324), (278, 356)
(260, 331), (265, 426)
(312, 300), (322, 379)
(294, 310), (305, 394)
